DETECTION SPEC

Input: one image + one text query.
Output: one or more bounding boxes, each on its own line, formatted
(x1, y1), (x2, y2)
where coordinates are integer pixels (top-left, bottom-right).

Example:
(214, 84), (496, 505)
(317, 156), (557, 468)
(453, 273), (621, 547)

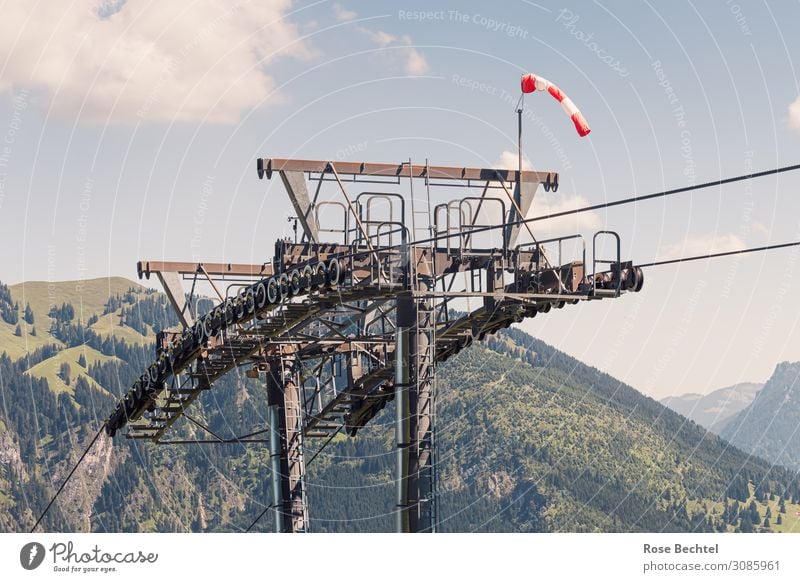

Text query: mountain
(1, 277), (800, 533)
(719, 362), (800, 471)
(661, 383), (763, 433)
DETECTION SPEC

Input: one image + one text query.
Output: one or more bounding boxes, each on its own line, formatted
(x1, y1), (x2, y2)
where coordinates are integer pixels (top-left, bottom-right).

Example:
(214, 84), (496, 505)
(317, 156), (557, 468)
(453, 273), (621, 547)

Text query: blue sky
(1, 0), (799, 398)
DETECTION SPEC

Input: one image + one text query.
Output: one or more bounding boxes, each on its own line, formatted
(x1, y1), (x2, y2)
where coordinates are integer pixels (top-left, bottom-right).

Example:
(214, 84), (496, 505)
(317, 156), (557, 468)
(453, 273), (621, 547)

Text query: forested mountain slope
(1, 278), (798, 533)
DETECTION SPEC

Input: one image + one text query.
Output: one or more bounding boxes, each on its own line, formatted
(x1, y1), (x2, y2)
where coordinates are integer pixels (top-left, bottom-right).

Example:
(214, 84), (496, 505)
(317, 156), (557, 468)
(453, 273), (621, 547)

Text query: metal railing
(592, 230), (622, 296)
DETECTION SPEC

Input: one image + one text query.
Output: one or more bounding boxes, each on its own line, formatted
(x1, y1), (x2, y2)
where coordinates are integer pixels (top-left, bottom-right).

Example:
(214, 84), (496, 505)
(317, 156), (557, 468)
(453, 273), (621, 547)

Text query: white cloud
(395, 34), (429, 75)
(359, 28), (429, 75)
(366, 30), (397, 47)
(0, 0), (311, 123)
(789, 96), (800, 132)
(659, 233), (745, 261)
(333, 3), (357, 22)
(403, 47), (429, 75)
(494, 149), (532, 171)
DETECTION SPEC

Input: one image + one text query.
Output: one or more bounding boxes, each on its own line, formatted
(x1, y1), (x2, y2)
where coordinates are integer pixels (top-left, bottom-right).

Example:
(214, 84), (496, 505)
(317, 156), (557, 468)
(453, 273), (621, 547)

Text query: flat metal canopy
(257, 157), (557, 186)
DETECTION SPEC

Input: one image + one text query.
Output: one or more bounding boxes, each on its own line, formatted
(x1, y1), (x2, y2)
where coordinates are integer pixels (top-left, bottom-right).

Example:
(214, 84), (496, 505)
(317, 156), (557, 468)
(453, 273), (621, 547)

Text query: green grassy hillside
(25, 345), (117, 396)
(10, 277), (144, 325)
(0, 318), (53, 360)
(0, 277), (148, 360)
(88, 311), (150, 345)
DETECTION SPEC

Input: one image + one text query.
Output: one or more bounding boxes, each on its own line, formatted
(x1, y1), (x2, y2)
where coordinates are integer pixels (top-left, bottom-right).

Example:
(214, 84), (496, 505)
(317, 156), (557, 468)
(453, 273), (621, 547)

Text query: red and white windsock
(520, 73), (591, 137)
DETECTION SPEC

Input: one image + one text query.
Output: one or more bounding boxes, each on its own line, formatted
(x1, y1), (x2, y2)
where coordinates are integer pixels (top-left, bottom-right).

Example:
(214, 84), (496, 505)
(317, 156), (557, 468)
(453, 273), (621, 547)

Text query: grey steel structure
(104, 157), (643, 533)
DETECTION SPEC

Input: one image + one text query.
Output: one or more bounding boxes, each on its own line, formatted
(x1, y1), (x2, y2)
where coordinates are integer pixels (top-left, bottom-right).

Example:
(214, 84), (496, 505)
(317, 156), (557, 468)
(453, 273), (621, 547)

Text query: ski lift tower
(103, 76), (643, 533)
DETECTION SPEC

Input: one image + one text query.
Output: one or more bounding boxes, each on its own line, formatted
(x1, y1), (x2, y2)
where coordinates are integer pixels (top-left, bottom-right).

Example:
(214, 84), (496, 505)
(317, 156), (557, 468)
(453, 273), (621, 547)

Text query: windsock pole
(517, 99), (523, 183)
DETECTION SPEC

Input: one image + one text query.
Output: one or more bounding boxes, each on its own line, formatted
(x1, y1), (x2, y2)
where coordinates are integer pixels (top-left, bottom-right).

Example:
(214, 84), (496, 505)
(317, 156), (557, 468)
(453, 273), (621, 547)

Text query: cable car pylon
(101, 151), (644, 533)
(29, 73), (800, 534)
(100, 74), (642, 533)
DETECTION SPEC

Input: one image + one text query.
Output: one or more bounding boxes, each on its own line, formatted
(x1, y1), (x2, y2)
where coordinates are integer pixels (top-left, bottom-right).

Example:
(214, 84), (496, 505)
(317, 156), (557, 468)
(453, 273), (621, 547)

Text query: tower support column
(395, 297), (412, 532)
(396, 276), (436, 532)
(409, 287), (435, 533)
(266, 350), (308, 533)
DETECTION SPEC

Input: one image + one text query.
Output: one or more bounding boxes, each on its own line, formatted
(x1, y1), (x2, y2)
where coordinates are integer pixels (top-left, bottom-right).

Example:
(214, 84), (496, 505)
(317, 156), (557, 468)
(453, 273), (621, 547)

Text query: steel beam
(408, 285), (435, 533)
(505, 178), (539, 248)
(484, 258), (505, 312)
(155, 271), (194, 328)
(278, 170), (319, 243)
(137, 260), (273, 278)
(268, 404), (283, 533)
(395, 298), (412, 533)
(394, 272), (437, 533)
(259, 157), (557, 186)
(266, 352), (308, 533)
